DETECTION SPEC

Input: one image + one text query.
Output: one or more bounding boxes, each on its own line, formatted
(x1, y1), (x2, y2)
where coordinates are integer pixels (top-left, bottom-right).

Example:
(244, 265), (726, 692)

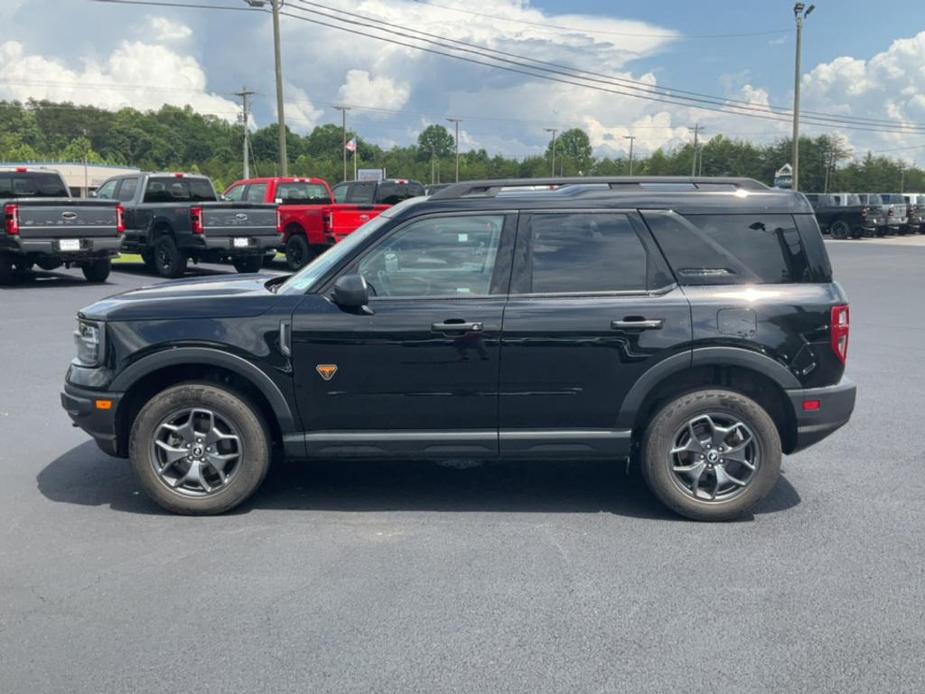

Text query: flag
(345, 138), (357, 153)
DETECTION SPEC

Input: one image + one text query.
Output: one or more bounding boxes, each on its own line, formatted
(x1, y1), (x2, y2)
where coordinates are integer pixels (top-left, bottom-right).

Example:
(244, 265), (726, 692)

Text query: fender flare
(616, 346), (801, 428)
(110, 346), (298, 434)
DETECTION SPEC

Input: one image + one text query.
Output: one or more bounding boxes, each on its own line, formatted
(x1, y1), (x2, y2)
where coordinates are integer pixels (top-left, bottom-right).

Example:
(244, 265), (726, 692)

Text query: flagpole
(353, 148), (357, 181)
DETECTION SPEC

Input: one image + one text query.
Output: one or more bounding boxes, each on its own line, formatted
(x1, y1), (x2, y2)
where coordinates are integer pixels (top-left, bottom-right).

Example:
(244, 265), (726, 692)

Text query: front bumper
(61, 383), (124, 458)
(787, 377), (856, 453)
(2, 237), (122, 257)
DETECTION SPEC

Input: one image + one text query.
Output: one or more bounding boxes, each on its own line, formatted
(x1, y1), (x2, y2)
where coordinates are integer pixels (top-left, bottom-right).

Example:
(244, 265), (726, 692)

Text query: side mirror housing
(331, 274), (370, 310)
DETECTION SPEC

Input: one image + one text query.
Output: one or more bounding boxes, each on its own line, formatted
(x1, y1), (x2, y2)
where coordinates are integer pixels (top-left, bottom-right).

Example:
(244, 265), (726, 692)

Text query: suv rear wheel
(129, 383), (270, 515)
(640, 389), (782, 521)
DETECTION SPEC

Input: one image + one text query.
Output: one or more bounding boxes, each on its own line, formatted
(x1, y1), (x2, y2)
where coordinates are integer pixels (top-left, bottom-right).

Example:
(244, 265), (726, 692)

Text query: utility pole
(235, 87), (255, 179)
(545, 128), (558, 177)
(792, 3), (815, 192)
(447, 118), (461, 182)
(334, 106), (350, 182)
(623, 135), (636, 175)
(689, 124), (702, 177)
(900, 164), (905, 193)
(244, 0), (288, 175)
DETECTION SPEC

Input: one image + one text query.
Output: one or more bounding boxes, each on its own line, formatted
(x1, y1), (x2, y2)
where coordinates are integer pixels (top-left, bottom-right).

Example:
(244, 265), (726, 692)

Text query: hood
(79, 274), (284, 322)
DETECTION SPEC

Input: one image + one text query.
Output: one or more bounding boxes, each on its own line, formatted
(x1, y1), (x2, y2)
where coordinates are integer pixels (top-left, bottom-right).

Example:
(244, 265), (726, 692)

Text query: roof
(395, 176), (812, 219)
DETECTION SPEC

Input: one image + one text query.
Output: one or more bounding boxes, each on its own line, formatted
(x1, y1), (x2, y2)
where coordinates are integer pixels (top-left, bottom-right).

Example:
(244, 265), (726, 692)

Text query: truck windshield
(277, 197), (424, 295)
(0, 172), (69, 198)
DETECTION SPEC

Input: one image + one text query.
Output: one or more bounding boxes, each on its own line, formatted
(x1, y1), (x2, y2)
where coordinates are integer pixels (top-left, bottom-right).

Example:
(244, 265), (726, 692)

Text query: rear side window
(144, 177), (216, 203)
(644, 212), (825, 285)
(376, 182), (424, 204)
(276, 182), (330, 204)
(117, 177), (138, 202)
(514, 212), (671, 294)
(346, 183), (375, 204)
(245, 183), (267, 203)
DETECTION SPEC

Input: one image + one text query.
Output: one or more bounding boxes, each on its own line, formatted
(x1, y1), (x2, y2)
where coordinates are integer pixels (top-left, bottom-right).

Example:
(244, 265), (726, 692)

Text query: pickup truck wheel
(129, 383), (270, 515)
(640, 389), (782, 522)
(81, 258), (111, 283)
(0, 253), (17, 285)
(285, 235), (316, 270)
(831, 220), (850, 239)
(153, 236), (187, 278)
(141, 250), (157, 272)
(232, 255), (262, 273)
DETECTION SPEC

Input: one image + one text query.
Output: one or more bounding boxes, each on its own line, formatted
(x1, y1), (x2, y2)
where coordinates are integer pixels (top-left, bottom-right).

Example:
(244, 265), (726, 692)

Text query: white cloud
(0, 39), (240, 121)
(144, 16), (193, 43)
(336, 69), (410, 114)
(284, 85), (323, 132)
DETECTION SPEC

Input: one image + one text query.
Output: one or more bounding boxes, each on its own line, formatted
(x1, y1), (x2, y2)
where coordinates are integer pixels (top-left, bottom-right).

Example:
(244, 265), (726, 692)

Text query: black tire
(640, 389), (782, 522)
(153, 236), (188, 278)
(129, 383), (271, 515)
(831, 220), (849, 240)
(141, 250), (157, 272)
(285, 234), (315, 271)
(0, 253), (16, 285)
(232, 255), (262, 273)
(81, 258), (111, 283)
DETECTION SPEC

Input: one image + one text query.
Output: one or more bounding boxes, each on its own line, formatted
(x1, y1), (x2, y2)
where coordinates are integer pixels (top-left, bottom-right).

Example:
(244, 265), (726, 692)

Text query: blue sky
(1, 0), (924, 161)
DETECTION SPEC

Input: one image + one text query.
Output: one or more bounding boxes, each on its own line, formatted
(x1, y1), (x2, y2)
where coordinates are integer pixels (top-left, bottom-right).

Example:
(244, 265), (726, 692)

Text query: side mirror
(331, 274), (370, 311)
(89, 191), (97, 198)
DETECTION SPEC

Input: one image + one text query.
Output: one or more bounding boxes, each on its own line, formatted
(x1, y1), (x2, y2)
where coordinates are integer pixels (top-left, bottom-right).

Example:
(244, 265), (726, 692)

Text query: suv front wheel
(129, 383), (270, 514)
(640, 389), (782, 521)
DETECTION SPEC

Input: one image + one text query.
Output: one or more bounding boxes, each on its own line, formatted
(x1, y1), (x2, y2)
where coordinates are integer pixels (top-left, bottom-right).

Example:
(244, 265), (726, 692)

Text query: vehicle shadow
(0, 270), (114, 290)
(110, 262), (231, 279)
(37, 441), (802, 520)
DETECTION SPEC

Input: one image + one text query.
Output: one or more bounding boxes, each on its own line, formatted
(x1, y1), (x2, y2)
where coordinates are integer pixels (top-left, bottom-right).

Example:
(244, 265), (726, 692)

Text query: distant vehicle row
(805, 192), (924, 239)
(0, 167), (423, 284)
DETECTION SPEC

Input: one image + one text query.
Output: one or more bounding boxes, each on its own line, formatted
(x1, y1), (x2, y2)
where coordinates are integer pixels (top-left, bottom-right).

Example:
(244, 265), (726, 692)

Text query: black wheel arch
(619, 347), (801, 453)
(111, 347), (300, 458)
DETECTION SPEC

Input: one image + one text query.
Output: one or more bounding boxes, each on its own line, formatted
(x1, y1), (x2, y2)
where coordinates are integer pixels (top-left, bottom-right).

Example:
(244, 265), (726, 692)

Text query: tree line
(1, 99), (921, 194)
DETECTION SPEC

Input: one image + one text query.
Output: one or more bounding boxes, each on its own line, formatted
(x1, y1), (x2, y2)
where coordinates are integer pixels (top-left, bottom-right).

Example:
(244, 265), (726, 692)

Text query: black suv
(61, 177), (856, 521)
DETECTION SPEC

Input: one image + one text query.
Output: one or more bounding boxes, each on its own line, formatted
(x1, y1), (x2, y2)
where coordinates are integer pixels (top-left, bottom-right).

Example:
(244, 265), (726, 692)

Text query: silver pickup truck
(1, 168), (123, 285)
(96, 172), (281, 278)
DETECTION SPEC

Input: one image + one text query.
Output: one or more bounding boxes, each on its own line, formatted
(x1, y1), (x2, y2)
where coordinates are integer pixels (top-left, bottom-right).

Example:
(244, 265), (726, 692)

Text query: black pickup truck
(96, 172), (281, 277)
(803, 193), (877, 239)
(1, 168), (123, 285)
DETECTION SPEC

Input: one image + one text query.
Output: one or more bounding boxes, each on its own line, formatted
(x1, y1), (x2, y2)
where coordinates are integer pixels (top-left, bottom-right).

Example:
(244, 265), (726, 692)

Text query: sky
(1, 0), (924, 162)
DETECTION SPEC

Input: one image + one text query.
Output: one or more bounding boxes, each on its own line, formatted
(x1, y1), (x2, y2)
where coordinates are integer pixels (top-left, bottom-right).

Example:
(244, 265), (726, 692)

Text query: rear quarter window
(643, 212), (829, 285)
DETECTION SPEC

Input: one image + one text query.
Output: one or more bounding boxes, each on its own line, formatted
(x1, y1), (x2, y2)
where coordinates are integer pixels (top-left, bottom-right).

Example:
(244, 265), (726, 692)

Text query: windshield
(277, 197), (424, 295)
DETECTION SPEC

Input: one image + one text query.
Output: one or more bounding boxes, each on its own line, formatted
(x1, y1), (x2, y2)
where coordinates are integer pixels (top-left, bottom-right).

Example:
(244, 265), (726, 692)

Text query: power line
(409, 0), (791, 40)
(284, 1), (925, 134)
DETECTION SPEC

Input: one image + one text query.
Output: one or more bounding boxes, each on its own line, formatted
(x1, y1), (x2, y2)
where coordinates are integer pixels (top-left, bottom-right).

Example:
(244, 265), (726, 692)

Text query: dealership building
(0, 162), (141, 197)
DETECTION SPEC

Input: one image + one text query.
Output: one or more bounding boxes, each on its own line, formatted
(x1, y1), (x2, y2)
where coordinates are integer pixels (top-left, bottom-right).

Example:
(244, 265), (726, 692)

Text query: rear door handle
(611, 318), (664, 331)
(431, 320), (484, 334)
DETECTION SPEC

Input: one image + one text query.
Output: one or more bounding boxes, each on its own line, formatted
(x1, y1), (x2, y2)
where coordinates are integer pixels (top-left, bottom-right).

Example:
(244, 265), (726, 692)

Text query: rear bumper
(61, 383), (123, 457)
(202, 234), (281, 254)
(1, 237), (122, 257)
(787, 377), (856, 453)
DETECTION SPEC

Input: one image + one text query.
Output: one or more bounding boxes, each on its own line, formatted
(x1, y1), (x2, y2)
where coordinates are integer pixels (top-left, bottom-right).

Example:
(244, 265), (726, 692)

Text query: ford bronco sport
(61, 177), (856, 521)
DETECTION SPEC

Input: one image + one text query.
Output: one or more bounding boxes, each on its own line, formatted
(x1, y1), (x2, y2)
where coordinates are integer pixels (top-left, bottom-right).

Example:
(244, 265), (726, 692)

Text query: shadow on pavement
(37, 441), (802, 520)
(110, 262), (231, 279)
(0, 270), (114, 290)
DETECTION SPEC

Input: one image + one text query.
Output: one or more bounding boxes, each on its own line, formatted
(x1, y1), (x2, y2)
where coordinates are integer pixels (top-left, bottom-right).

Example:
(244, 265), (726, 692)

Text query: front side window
(333, 184), (348, 203)
(357, 215), (505, 298)
(96, 179), (119, 200)
(515, 213), (664, 294)
(644, 212), (817, 285)
(224, 184), (245, 202)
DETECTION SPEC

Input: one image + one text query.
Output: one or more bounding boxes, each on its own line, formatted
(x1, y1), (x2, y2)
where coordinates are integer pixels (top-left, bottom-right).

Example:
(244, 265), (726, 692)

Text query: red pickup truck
(223, 177), (389, 269)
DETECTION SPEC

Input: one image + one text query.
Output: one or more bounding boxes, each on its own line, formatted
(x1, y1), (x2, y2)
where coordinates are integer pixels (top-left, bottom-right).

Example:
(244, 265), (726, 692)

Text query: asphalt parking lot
(1, 244), (924, 694)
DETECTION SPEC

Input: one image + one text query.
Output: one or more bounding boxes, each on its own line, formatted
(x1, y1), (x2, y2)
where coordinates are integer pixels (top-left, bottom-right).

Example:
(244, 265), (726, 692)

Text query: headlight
(74, 319), (105, 367)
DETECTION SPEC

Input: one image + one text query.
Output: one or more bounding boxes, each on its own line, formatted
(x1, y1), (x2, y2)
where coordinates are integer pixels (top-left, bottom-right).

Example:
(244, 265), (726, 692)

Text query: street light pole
(447, 118), (461, 182)
(792, 3), (815, 192)
(623, 135), (636, 175)
(334, 106), (350, 182)
(545, 128), (558, 177)
(244, 0), (288, 176)
(688, 124), (702, 177)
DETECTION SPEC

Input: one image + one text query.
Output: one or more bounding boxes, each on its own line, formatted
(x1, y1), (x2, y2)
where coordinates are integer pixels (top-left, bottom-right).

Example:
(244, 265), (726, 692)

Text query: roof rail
(429, 176), (769, 200)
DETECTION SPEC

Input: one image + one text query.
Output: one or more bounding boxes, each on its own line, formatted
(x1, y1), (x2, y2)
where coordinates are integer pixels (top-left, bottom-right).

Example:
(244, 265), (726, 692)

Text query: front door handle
(431, 320), (484, 334)
(611, 318), (664, 331)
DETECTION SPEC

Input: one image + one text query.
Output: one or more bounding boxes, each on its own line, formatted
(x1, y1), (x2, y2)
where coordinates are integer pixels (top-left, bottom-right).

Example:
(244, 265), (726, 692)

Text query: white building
(0, 161), (141, 197)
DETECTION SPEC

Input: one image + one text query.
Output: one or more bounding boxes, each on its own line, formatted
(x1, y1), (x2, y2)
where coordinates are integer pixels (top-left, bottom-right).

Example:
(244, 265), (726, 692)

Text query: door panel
(498, 210), (692, 455)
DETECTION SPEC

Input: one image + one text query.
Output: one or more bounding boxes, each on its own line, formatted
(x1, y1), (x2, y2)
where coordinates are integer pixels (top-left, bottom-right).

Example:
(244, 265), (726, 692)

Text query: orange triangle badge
(316, 364), (338, 381)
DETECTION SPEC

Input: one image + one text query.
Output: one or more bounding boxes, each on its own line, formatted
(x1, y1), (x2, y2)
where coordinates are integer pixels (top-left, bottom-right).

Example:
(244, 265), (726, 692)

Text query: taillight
(861, 207), (869, 218)
(116, 204), (125, 234)
(323, 212), (333, 233)
(276, 208), (283, 234)
(831, 305), (850, 364)
(4, 203), (19, 236)
(190, 206), (204, 234)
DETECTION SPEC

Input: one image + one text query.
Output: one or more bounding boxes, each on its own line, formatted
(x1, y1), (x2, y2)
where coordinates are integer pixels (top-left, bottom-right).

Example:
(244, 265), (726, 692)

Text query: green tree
(417, 124), (454, 159)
